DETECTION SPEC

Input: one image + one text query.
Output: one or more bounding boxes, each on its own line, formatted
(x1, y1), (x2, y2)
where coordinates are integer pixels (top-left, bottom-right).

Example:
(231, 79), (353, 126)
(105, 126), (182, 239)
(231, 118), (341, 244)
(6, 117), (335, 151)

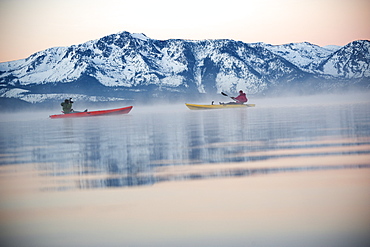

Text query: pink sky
(0, 0), (369, 62)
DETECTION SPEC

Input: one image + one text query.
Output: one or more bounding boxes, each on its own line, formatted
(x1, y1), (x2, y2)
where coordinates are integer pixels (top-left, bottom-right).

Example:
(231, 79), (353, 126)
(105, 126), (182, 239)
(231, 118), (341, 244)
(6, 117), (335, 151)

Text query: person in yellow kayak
(231, 90), (248, 104)
(61, 98), (87, 114)
(220, 90), (248, 104)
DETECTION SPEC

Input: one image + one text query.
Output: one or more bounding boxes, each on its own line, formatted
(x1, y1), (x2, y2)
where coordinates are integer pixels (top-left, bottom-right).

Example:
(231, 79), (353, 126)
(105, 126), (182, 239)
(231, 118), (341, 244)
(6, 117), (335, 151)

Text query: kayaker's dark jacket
(61, 99), (73, 113)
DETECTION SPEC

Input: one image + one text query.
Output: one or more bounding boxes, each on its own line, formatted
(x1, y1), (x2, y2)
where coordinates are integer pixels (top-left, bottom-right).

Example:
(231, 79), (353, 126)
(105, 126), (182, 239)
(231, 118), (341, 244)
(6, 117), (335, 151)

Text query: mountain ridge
(0, 31), (369, 107)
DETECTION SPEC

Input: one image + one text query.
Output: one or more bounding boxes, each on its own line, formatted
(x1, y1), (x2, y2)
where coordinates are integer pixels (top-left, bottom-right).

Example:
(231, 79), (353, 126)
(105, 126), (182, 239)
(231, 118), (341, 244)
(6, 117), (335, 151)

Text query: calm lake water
(1, 93), (370, 247)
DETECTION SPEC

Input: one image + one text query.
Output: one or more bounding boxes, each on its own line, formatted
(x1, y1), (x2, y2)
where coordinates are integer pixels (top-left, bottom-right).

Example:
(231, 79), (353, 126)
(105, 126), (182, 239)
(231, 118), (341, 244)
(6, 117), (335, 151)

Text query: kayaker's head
(64, 99), (69, 103)
(239, 90), (243, 94)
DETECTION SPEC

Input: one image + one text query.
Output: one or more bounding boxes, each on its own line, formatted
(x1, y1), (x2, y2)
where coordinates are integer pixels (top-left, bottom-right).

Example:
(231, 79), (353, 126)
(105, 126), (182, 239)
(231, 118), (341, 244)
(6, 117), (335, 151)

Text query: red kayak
(50, 106), (133, 119)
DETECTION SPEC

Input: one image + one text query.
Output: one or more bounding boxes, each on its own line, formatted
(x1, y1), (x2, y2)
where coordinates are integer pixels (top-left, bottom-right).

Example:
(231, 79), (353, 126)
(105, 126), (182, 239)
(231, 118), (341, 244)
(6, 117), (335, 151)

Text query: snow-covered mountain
(255, 42), (341, 71)
(0, 31), (369, 107)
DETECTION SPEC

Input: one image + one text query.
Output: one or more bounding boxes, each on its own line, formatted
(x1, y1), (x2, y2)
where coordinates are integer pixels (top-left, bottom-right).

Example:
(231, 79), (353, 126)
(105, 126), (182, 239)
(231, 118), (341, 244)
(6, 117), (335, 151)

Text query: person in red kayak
(61, 98), (74, 113)
(61, 98), (87, 114)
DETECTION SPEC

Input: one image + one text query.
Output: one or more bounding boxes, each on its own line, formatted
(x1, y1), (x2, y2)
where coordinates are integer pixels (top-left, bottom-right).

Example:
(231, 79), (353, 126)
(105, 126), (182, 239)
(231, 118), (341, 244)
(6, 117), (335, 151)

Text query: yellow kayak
(185, 103), (255, 110)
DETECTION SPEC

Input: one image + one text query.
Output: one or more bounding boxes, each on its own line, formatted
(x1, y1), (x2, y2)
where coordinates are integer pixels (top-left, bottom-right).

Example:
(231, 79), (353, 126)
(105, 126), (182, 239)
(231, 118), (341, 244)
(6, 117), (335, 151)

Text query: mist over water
(1, 92), (369, 190)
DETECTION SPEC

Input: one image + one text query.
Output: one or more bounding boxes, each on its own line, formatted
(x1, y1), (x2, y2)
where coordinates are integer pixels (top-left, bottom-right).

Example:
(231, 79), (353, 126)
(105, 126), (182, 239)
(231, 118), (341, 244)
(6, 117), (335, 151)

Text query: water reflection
(1, 101), (370, 190)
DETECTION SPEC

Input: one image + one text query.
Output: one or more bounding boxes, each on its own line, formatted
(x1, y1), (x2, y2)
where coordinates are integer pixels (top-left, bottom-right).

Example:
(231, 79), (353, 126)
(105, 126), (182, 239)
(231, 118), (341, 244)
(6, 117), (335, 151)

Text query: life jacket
(235, 93), (247, 103)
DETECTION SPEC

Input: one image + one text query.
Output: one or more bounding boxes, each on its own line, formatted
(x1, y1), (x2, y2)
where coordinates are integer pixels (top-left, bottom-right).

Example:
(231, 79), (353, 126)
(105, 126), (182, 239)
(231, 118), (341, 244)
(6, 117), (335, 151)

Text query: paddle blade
(221, 92), (228, 96)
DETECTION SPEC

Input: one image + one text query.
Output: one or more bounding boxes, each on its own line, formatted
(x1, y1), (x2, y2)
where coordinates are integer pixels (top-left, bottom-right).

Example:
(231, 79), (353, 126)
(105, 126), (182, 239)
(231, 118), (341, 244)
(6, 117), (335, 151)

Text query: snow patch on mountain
(161, 75), (186, 87)
(131, 33), (150, 41)
(323, 45), (341, 52)
(262, 42), (338, 71)
(1, 88), (29, 98)
(319, 40), (370, 78)
(0, 91), (130, 104)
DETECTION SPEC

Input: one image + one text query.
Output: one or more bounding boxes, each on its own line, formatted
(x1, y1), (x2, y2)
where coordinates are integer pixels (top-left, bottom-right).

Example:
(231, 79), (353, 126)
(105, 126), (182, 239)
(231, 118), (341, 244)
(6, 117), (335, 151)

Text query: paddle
(221, 92), (236, 101)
